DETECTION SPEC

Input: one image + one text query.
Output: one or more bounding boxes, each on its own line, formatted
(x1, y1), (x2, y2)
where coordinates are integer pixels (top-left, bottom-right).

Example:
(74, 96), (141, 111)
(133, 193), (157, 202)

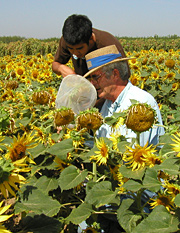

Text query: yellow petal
(3, 181), (16, 197)
(0, 204), (11, 215)
(0, 184), (8, 199)
(0, 214), (13, 223)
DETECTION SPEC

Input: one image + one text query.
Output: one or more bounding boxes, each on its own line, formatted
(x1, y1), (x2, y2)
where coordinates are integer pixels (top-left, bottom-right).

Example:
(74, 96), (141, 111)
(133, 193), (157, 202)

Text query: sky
(1, 0), (180, 39)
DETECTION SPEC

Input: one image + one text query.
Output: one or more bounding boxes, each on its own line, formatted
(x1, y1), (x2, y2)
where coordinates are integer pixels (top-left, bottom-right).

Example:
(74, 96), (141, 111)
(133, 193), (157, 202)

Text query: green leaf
(15, 188), (61, 217)
(20, 214), (62, 233)
(143, 168), (161, 192)
(58, 165), (88, 191)
(34, 176), (59, 194)
(47, 138), (74, 160)
(66, 203), (93, 225)
(117, 141), (130, 153)
(119, 165), (146, 180)
(158, 143), (174, 157)
(154, 157), (179, 175)
(174, 193), (180, 207)
(28, 143), (47, 158)
(123, 179), (142, 192)
(132, 205), (179, 233)
(15, 116), (32, 127)
(117, 199), (142, 233)
(85, 181), (119, 208)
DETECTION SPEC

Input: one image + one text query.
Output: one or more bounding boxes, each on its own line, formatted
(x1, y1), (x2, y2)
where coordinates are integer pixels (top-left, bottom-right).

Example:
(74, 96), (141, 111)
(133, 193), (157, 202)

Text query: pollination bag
(55, 74), (97, 114)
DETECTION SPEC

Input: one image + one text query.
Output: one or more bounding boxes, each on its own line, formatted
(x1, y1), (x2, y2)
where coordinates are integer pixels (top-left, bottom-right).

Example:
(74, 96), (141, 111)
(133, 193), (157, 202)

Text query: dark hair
(62, 14), (92, 45)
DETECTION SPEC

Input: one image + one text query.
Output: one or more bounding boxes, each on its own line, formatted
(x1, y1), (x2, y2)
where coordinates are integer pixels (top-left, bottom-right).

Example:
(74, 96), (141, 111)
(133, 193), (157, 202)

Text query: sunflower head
(5, 80), (19, 90)
(125, 103), (156, 133)
(149, 193), (175, 211)
(54, 107), (75, 126)
(165, 59), (175, 68)
(76, 108), (103, 131)
(32, 90), (50, 104)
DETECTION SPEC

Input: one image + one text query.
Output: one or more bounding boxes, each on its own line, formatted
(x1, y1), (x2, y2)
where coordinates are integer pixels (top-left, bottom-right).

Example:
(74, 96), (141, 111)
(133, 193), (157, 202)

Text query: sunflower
(170, 132), (180, 157)
(15, 66), (25, 77)
(171, 82), (179, 92)
(32, 90), (50, 105)
(0, 200), (13, 233)
(123, 142), (156, 171)
(5, 132), (37, 162)
(165, 59), (175, 68)
(143, 153), (162, 168)
(76, 108), (103, 131)
(54, 107), (74, 127)
(54, 156), (70, 172)
(125, 103), (156, 133)
(90, 138), (109, 165)
(149, 193), (175, 211)
(129, 73), (140, 86)
(0, 158), (27, 199)
(164, 182), (180, 199)
(63, 128), (86, 148)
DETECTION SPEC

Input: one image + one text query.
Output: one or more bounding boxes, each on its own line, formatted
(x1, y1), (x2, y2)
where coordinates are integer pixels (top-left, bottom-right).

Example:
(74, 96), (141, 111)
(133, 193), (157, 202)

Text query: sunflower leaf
(66, 203), (93, 225)
(153, 157), (179, 175)
(58, 165), (88, 191)
(20, 214), (62, 233)
(142, 168), (161, 192)
(15, 188), (61, 217)
(119, 165), (146, 180)
(47, 138), (74, 160)
(33, 176), (59, 194)
(117, 198), (142, 233)
(122, 179), (142, 192)
(174, 193), (180, 207)
(132, 205), (179, 233)
(85, 181), (120, 208)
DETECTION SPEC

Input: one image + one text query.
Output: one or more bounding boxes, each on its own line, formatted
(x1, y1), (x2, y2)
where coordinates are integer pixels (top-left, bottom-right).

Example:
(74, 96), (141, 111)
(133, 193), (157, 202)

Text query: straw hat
(84, 44), (133, 78)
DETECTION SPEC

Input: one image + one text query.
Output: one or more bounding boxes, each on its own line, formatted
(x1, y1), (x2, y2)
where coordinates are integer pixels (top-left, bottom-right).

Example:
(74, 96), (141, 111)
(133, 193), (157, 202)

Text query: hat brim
(84, 57), (133, 78)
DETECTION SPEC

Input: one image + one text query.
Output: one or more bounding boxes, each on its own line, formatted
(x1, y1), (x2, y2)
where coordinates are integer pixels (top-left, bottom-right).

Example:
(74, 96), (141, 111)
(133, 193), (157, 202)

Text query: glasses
(87, 73), (104, 82)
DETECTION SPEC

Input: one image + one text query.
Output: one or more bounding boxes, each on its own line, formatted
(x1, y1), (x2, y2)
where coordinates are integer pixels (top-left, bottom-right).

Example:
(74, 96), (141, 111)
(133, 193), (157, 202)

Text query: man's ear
(90, 33), (96, 43)
(112, 69), (120, 80)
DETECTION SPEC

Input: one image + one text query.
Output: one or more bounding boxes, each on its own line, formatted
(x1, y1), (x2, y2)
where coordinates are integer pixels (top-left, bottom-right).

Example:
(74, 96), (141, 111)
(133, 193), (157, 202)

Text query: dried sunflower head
(125, 102), (156, 133)
(76, 108), (103, 131)
(32, 90), (50, 104)
(5, 80), (19, 90)
(54, 107), (75, 126)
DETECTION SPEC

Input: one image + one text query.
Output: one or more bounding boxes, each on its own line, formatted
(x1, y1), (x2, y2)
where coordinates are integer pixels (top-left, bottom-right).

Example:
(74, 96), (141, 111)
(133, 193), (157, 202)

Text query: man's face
(89, 70), (115, 101)
(66, 42), (89, 58)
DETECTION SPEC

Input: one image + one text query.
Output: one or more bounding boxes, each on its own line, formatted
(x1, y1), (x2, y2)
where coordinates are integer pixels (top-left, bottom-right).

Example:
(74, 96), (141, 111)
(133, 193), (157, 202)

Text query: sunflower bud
(32, 90), (50, 104)
(76, 108), (103, 130)
(125, 103), (155, 133)
(54, 107), (74, 126)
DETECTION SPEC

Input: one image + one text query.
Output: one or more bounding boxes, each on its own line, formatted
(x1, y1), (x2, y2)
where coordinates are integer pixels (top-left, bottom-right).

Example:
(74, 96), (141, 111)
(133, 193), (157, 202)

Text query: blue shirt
(96, 81), (165, 147)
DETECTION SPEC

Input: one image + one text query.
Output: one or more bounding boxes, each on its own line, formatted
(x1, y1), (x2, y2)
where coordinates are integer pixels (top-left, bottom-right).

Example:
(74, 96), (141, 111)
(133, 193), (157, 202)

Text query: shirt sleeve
(54, 37), (71, 64)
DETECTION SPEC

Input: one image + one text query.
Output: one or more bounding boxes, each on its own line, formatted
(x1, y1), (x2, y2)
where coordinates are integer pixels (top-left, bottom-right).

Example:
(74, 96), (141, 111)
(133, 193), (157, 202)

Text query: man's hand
(52, 61), (75, 78)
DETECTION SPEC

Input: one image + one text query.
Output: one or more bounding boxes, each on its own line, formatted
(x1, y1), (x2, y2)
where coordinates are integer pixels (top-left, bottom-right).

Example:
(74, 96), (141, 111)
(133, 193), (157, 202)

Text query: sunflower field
(0, 41), (180, 233)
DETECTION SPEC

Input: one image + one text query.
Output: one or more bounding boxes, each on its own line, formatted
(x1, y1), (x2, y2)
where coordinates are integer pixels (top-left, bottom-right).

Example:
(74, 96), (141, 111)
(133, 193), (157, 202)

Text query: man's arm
(52, 61), (76, 78)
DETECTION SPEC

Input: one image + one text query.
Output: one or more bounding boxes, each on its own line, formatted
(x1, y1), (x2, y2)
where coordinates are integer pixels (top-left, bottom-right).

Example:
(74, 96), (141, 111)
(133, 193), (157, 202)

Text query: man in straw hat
(84, 45), (165, 147)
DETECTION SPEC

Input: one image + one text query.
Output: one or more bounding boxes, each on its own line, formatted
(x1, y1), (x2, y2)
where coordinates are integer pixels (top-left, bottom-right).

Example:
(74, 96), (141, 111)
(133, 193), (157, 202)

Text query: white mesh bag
(55, 74), (97, 114)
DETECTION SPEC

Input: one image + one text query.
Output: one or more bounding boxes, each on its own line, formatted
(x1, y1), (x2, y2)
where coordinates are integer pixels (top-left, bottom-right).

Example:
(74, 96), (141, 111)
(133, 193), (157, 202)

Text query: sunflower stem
(136, 132), (140, 145)
(93, 162), (97, 182)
